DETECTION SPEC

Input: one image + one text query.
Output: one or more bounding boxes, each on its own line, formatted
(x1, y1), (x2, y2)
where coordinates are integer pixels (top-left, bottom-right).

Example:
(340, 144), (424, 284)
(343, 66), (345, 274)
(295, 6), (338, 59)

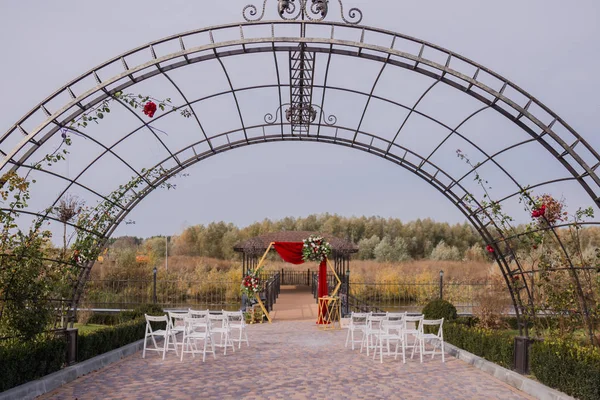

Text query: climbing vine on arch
(457, 149), (600, 346)
(0, 91), (191, 339)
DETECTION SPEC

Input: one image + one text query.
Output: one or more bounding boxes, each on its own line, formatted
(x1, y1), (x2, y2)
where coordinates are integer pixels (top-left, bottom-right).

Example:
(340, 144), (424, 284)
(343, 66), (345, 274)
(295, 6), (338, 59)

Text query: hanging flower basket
(302, 235), (332, 263)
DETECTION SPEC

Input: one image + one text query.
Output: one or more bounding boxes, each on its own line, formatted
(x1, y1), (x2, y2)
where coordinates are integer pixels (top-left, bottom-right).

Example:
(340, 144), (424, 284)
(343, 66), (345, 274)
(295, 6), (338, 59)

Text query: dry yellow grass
(92, 256), (495, 283)
(88, 256), (498, 308)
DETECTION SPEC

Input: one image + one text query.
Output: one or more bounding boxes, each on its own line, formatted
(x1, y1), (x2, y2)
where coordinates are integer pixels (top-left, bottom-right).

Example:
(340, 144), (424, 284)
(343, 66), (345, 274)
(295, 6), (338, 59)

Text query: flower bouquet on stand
(241, 266), (264, 302)
(302, 235), (332, 263)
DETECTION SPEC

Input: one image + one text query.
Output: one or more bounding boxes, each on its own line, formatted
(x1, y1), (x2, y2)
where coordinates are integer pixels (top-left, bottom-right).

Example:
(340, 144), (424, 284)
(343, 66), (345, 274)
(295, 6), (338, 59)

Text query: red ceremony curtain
(317, 259), (328, 324)
(272, 242), (305, 264)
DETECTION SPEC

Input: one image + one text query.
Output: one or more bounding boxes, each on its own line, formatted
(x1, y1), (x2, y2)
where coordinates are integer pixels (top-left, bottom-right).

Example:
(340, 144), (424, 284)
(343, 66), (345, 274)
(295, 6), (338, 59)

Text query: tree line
(107, 214), (489, 263)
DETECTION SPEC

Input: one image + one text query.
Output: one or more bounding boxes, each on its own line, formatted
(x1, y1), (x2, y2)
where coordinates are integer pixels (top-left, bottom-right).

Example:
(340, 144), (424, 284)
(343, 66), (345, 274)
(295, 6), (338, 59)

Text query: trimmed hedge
(0, 336), (66, 392)
(78, 318), (146, 361)
(87, 313), (122, 326)
(85, 304), (164, 326)
(531, 340), (600, 400)
(444, 323), (514, 369)
(422, 299), (458, 321)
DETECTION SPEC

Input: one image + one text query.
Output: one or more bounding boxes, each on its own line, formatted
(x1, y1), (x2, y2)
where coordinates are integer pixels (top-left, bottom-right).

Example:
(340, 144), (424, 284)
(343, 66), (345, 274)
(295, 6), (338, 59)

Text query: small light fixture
(439, 270), (444, 278)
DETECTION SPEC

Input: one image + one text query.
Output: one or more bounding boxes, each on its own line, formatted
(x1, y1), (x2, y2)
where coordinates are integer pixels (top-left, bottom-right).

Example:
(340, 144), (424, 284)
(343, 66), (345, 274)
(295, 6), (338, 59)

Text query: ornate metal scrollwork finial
(243, 0), (363, 25)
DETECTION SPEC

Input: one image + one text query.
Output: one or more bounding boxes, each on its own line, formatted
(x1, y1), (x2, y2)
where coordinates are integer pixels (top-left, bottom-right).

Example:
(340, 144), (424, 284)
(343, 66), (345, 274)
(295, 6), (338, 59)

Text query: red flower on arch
(486, 244), (494, 253)
(143, 101), (157, 118)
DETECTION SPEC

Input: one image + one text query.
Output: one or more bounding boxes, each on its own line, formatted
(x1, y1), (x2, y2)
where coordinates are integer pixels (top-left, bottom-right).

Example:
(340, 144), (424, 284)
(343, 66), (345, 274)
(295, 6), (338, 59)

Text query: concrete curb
(444, 342), (574, 400)
(0, 339), (145, 400)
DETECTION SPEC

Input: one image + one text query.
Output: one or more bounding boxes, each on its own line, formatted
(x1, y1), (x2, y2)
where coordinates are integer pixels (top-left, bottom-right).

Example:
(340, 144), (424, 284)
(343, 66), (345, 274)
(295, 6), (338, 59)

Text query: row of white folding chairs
(345, 311), (445, 363)
(142, 309), (249, 362)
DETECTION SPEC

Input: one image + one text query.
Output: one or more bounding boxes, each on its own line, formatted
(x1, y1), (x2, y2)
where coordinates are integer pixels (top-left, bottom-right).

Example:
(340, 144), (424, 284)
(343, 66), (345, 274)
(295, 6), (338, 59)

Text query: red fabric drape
(316, 259), (328, 324)
(272, 242), (329, 324)
(272, 242), (305, 264)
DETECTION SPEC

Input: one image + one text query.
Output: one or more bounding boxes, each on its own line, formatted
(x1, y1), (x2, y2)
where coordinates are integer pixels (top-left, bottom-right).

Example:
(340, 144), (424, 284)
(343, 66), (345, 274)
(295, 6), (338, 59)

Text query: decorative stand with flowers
(240, 266), (271, 323)
(302, 235), (342, 329)
(248, 234), (341, 327)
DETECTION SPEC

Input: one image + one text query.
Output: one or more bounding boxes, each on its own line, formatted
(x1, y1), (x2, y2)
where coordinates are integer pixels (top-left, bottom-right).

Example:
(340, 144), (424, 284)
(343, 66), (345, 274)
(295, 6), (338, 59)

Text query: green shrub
(86, 313), (122, 326)
(119, 304), (164, 322)
(454, 316), (479, 327)
(531, 340), (600, 400)
(78, 318), (147, 362)
(444, 323), (514, 368)
(0, 336), (66, 392)
(422, 299), (458, 321)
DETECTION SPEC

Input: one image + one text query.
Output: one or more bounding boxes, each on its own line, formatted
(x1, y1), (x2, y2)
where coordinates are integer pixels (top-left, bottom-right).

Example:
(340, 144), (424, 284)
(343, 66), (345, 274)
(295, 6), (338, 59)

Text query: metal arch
(1, 20), (597, 331)
(3, 42), (589, 219)
(2, 32), (598, 211)
(3, 21), (598, 198)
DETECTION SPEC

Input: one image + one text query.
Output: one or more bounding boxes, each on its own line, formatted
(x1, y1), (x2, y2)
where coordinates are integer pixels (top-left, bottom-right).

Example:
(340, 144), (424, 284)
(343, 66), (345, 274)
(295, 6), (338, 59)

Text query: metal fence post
(345, 269), (350, 316)
(307, 268), (310, 286)
(439, 270), (444, 300)
(153, 267), (157, 304)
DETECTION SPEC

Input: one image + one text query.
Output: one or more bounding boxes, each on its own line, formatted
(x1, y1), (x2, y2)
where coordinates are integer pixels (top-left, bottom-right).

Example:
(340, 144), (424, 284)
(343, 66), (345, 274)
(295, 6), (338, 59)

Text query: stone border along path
(8, 320), (569, 400)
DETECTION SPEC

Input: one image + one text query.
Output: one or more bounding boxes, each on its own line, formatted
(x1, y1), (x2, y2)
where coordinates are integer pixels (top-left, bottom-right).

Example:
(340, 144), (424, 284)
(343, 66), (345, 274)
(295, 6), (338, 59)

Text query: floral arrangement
(531, 194), (567, 225)
(302, 235), (332, 263)
(240, 267), (263, 298)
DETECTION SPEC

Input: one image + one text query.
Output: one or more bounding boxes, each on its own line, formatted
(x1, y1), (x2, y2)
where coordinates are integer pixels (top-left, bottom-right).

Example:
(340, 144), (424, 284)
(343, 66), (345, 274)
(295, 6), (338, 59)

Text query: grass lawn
(73, 323), (110, 334)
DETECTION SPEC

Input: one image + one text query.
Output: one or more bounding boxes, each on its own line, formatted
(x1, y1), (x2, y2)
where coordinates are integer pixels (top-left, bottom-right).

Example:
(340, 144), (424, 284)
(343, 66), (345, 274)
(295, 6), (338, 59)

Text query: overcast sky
(0, 0), (599, 239)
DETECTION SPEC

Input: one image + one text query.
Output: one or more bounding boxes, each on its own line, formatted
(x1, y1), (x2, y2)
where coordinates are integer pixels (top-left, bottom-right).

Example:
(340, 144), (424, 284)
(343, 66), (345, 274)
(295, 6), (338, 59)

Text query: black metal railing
(263, 272), (281, 312)
(279, 269), (313, 285)
(348, 281), (491, 314)
(85, 278), (241, 310)
(309, 274), (491, 315)
(310, 272), (341, 298)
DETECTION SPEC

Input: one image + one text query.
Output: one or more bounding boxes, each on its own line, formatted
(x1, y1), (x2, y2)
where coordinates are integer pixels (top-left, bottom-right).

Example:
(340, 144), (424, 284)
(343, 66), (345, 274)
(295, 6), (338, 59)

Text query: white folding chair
(404, 314), (423, 360)
(180, 316), (216, 362)
(345, 312), (370, 350)
(223, 310), (249, 348)
(188, 309), (210, 318)
(386, 312), (407, 336)
(167, 311), (189, 351)
(142, 314), (177, 360)
(372, 318), (405, 364)
(416, 318), (445, 363)
(361, 314), (387, 356)
(208, 314), (235, 355)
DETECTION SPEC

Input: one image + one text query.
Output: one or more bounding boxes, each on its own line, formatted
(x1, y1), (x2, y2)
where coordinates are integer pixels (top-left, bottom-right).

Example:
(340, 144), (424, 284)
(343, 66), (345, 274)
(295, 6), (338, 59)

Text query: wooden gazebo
(234, 231), (358, 278)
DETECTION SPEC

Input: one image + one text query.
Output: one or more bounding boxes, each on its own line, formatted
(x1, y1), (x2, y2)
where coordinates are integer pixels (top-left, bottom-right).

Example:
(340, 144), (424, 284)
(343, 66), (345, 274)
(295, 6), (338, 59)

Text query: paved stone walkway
(40, 320), (533, 399)
(270, 285), (319, 321)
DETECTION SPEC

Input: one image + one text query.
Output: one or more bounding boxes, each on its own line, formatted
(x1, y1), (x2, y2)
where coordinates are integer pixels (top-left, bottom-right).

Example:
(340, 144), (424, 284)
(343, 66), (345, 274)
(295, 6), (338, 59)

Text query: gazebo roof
(233, 231), (358, 255)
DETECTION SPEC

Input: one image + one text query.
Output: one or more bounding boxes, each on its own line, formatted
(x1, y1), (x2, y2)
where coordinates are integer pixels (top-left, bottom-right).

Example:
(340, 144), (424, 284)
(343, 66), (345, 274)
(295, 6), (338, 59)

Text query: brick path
(270, 285), (319, 321)
(40, 320), (533, 399)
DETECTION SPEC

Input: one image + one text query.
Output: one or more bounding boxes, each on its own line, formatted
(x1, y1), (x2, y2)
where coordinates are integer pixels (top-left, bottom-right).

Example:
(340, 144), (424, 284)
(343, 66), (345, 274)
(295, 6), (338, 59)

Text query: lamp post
(153, 266), (157, 304)
(439, 270), (444, 300)
(165, 236), (168, 272)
